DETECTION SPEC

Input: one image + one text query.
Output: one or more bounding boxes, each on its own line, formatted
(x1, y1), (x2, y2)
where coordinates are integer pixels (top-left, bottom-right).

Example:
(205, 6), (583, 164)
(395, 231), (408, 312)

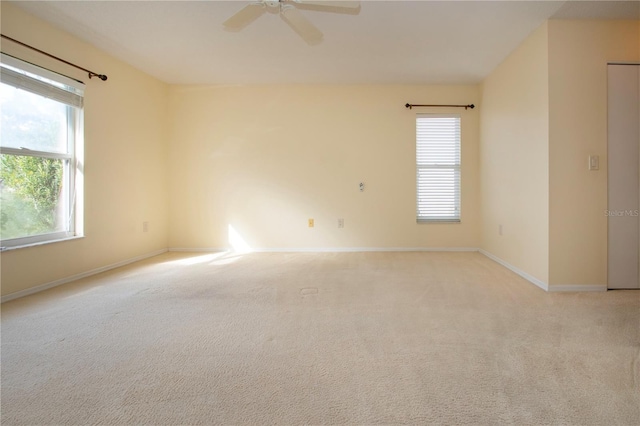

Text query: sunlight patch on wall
(228, 224), (252, 253)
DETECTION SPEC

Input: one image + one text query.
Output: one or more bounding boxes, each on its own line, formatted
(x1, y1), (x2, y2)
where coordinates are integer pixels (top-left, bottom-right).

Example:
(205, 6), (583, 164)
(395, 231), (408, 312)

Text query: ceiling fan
(223, 0), (361, 46)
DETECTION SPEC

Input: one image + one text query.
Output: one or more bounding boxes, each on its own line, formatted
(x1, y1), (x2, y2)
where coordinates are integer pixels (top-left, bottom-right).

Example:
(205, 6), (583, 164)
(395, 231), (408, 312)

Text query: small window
(416, 114), (461, 222)
(0, 54), (84, 248)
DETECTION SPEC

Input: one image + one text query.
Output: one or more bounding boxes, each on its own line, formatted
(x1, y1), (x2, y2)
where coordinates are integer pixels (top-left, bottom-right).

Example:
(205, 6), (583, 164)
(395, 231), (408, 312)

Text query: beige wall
(548, 20), (640, 287)
(480, 23), (550, 284)
(168, 84), (481, 250)
(0, 3), (169, 297)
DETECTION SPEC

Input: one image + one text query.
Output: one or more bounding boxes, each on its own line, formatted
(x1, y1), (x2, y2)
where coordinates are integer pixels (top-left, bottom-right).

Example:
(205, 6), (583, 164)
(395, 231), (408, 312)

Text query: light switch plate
(589, 155), (599, 171)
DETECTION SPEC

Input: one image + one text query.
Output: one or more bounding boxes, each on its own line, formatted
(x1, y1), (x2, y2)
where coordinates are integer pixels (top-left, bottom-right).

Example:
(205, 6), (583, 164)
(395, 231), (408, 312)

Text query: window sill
(417, 219), (461, 224)
(0, 235), (85, 252)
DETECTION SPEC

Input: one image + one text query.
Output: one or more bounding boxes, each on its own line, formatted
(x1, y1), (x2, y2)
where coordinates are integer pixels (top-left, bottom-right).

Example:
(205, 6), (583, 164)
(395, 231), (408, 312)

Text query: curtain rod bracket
(406, 103), (474, 110)
(1, 34), (108, 82)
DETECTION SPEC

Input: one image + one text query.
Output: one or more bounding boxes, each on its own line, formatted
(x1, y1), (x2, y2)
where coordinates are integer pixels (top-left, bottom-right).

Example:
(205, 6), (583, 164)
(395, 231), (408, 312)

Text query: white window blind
(0, 54), (84, 108)
(416, 114), (461, 222)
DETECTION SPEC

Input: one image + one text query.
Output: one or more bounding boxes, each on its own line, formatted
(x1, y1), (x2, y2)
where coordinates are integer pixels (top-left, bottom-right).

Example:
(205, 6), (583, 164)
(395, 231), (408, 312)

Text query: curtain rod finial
(405, 103), (412, 109)
(89, 73), (108, 81)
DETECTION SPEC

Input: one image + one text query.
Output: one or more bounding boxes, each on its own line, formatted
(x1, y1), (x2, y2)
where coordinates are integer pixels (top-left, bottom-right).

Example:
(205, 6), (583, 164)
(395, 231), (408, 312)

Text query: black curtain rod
(1, 34), (107, 81)
(406, 103), (474, 110)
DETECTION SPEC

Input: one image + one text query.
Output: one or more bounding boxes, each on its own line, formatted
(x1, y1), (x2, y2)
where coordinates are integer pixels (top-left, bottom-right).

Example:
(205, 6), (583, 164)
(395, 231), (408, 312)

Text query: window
(416, 114), (461, 222)
(0, 54), (84, 248)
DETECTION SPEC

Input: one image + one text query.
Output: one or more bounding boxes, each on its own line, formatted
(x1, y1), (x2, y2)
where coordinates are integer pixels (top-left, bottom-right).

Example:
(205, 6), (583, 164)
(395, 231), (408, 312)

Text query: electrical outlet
(338, 218), (344, 228)
(308, 218), (314, 228)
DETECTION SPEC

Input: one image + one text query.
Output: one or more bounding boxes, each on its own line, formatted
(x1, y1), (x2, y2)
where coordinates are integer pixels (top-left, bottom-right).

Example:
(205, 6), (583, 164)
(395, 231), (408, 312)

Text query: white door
(608, 64), (640, 289)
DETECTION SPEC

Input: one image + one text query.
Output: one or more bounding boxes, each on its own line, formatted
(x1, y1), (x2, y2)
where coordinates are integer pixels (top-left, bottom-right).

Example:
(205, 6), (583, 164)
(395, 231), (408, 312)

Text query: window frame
(416, 113), (461, 223)
(0, 54), (84, 249)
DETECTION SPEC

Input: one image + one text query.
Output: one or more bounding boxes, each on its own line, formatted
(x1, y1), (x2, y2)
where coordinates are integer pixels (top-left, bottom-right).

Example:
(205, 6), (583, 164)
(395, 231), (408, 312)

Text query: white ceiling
(8, 1), (640, 85)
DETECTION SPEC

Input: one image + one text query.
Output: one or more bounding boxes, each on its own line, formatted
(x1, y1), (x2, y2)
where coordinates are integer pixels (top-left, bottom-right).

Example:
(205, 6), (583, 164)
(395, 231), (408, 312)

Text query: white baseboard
(253, 247), (480, 253)
(479, 249), (549, 291)
(548, 284), (607, 292)
(169, 247), (480, 253)
(478, 250), (608, 292)
(1, 248), (168, 303)
(168, 247), (228, 253)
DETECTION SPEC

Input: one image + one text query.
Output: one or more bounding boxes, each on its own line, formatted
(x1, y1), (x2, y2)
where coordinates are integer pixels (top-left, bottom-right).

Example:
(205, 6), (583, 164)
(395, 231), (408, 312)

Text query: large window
(0, 54), (84, 248)
(416, 114), (461, 222)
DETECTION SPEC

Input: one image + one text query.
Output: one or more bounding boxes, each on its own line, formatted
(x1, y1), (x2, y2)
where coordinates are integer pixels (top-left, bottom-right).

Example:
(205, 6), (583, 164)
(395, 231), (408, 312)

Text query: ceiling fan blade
(223, 2), (266, 31)
(280, 5), (323, 45)
(294, 1), (360, 9)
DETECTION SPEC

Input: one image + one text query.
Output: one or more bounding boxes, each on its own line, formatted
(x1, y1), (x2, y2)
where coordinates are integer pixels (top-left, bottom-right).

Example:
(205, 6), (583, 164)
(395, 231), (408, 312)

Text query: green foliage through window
(0, 155), (64, 238)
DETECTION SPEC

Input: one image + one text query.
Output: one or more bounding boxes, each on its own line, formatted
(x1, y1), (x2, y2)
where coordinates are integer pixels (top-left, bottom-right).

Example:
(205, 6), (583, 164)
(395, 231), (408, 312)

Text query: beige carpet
(1, 251), (639, 425)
